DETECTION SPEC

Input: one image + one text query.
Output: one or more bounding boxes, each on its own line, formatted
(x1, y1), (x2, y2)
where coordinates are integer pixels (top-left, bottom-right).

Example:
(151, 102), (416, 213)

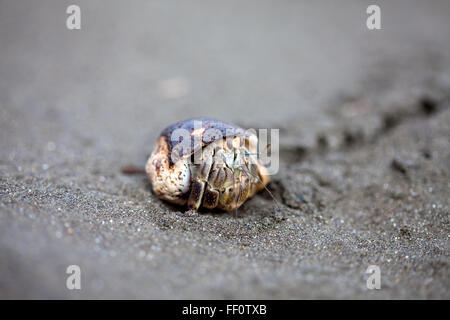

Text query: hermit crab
(146, 118), (270, 211)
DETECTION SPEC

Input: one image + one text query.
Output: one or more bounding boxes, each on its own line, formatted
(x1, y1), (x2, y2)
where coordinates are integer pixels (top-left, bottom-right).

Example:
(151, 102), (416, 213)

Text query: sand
(0, 0), (449, 299)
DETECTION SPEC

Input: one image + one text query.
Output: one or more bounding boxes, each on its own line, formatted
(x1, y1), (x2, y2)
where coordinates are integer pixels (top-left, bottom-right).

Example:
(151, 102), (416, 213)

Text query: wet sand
(0, 0), (449, 298)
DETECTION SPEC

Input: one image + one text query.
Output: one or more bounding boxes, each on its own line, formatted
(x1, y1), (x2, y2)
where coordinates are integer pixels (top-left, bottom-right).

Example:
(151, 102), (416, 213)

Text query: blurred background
(1, 0), (449, 299)
(2, 0), (449, 154)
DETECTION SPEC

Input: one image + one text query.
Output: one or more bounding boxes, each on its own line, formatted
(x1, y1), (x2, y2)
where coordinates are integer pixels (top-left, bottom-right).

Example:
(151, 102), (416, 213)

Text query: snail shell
(146, 118), (270, 211)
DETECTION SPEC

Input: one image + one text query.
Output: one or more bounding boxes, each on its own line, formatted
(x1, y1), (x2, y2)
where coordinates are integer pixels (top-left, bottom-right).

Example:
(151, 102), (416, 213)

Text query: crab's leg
(203, 147), (233, 210)
(217, 166), (237, 211)
(202, 153), (224, 209)
(187, 144), (214, 210)
(210, 148), (237, 211)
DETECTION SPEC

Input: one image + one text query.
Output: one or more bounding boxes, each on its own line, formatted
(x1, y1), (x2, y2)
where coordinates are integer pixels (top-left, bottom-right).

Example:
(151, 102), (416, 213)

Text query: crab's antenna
(240, 163), (282, 212)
